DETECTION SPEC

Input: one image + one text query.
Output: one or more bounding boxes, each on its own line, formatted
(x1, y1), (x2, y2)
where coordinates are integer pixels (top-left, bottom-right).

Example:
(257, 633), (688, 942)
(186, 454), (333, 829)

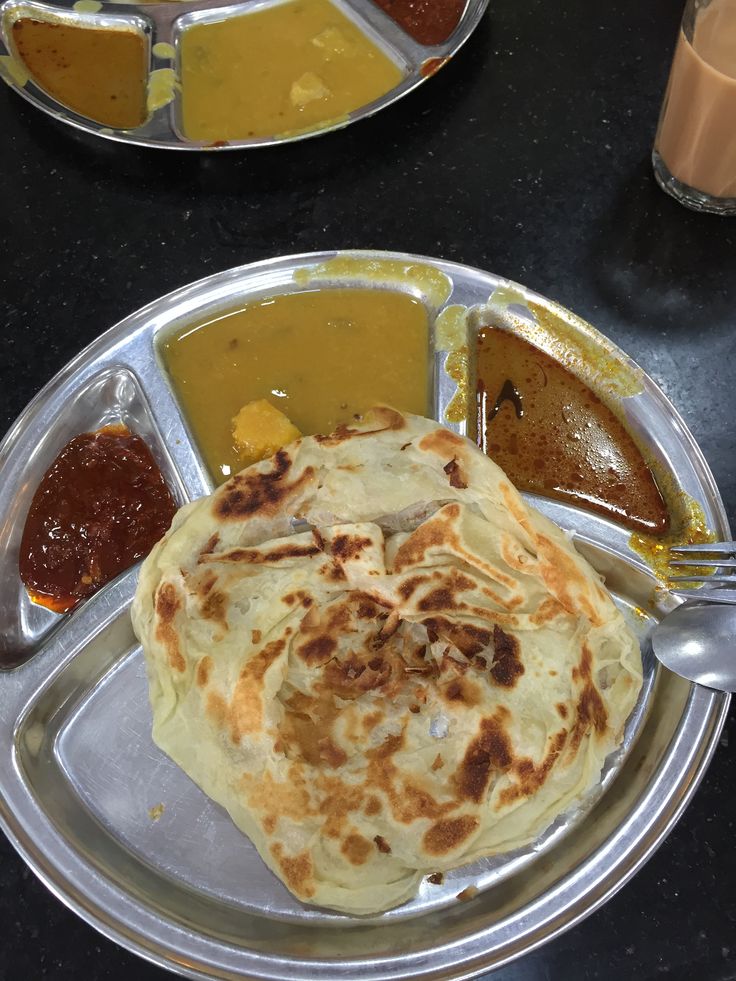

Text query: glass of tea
(653, 0), (736, 215)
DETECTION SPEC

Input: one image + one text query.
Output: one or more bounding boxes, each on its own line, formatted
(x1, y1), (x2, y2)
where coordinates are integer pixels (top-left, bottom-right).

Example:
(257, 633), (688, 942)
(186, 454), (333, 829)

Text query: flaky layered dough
(132, 408), (642, 914)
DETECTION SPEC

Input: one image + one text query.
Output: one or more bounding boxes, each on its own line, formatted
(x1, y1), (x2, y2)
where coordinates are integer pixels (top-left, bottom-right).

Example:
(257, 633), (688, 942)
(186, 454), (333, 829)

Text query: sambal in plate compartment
(19, 424), (176, 613)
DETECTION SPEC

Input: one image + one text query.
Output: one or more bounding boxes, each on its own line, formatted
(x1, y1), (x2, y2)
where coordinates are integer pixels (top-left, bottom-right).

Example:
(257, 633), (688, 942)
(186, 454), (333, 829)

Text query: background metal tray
(0, 251), (729, 979)
(0, 0), (489, 149)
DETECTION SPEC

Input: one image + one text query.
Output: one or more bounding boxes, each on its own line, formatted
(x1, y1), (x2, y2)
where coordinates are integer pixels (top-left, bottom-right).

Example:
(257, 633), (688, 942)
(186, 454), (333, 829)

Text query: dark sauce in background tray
(19, 424), (176, 614)
(373, 0), (466, 45)
(476, 326), (670, 536)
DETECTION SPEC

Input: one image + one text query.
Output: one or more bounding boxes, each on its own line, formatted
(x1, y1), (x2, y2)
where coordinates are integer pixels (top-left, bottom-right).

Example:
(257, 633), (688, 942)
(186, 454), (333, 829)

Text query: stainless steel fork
(669, 541), (736, 604)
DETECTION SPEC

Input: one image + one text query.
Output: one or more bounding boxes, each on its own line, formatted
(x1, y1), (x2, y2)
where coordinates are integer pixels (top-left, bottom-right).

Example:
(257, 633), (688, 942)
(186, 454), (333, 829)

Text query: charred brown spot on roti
(374, 609), (400, 645)
(319, 737), (348, 768)
(154, 583), (185, 672)
(367, 732), (404, 760)
(228, 639), (285, 743)
(155, 582), (178, 622)
(557, 703), (568, 719)
(210, 541), (321, 563)
(422, 616), (493, 660)
(362, 710), (385, 732)
(323, 652), (401, 700)
(252, 628), (262, 645)
(392, 505), (461, 571)
(455, 714), (513, 803)
(199, 533), (220, 558)
(432, 753), (444, 771)
(418, 427), (465, 456)
(413, 569), (476, 615)
(398, 575), (426, 600)
(443, 457), (467, 489)
(365, 731), (457, 825)
(316, 776), (365, 838)
(285, 590), (314, 608)
(489, 625), (524, 687)
(397, 783), (448, 824)
(535, 533), (604, 626)
(270, 844), (316, 899)
(200, 588), (227, 626)
(295, 602), (351, 666)
(499, 728), (568, 806)
(531, 596), (566, 625)
(298, 634), (337, 666)
(215, 451), (314, 521)
(196, 571), (217, 597)
(205, 691), (227, 727)
(196, 655), (213, 688)
(569, 645), (609, 753)
(330, 534), (374, 561)
(324, 561), (347, 582)
(357, 599), (380, 619)
(364, 795), (382, 815)
(280, 693), (341, 768)
(314, 407), (406, 446)
(341, 832), (373, 866)
(374, 834), (391, 854)
(423, 815), (479, 856)
(443, 677), (481, 707)
(418, 586), (458, 612)
(243, 768), (315, 828)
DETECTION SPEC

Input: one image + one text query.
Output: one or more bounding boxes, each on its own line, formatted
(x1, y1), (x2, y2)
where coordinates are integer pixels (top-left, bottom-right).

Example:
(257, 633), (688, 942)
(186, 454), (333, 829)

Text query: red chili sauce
(373, 0), (465, 46)
(19, 424), (177, 613)
(476, 327), (670, 536)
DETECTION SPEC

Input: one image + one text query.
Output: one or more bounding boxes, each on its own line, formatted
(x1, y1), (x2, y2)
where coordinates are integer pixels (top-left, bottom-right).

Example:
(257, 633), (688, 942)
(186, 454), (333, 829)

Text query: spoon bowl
(651, 601), (736, 692)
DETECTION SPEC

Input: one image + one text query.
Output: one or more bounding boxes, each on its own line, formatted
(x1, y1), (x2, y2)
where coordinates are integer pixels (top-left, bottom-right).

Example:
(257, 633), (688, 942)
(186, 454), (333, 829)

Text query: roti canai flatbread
(132, 407), (642, 914)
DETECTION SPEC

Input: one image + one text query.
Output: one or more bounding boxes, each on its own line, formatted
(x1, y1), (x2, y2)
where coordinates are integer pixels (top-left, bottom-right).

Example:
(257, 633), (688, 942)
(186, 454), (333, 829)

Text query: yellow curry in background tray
(159, 288), (430, 483)
(179, 0), (403, 142)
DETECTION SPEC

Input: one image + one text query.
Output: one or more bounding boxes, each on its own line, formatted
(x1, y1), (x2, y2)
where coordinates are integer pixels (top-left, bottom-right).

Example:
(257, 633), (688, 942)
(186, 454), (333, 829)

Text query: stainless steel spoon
(651, 602), (736, 692)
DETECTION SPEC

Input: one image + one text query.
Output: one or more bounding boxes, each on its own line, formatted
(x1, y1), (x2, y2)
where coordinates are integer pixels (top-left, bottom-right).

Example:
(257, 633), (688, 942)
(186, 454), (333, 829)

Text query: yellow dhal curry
(159, 288), (430, 482)
(179, 0), (403, 142)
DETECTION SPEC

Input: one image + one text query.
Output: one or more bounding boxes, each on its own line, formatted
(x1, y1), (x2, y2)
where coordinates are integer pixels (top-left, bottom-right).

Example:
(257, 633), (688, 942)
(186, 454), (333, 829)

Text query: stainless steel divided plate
(0, 251), (730, 980)
(0, 0), (489, 149)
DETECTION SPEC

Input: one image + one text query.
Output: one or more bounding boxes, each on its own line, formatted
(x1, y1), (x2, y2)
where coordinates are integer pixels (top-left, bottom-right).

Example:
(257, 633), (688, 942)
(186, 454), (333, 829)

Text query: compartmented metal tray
(0, 0), (489, 148)
(0, 251), (730, 980)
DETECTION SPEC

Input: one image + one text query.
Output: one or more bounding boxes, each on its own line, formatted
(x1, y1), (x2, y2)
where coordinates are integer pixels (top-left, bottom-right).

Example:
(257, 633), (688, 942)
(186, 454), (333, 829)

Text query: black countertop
(1, 1), (735, 978)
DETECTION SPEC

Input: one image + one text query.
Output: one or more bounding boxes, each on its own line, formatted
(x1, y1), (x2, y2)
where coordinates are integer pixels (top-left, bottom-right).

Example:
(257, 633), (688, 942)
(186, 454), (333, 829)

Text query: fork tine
(670, 542), (736, 554)
(670, 558), (736, 568)
(670, 587), (736, 605)
(669, 574), (736, 584)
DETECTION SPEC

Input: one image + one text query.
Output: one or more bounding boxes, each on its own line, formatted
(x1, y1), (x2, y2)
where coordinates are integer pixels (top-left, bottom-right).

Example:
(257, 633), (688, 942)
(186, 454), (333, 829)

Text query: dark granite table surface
(1, 0), (735, 978)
